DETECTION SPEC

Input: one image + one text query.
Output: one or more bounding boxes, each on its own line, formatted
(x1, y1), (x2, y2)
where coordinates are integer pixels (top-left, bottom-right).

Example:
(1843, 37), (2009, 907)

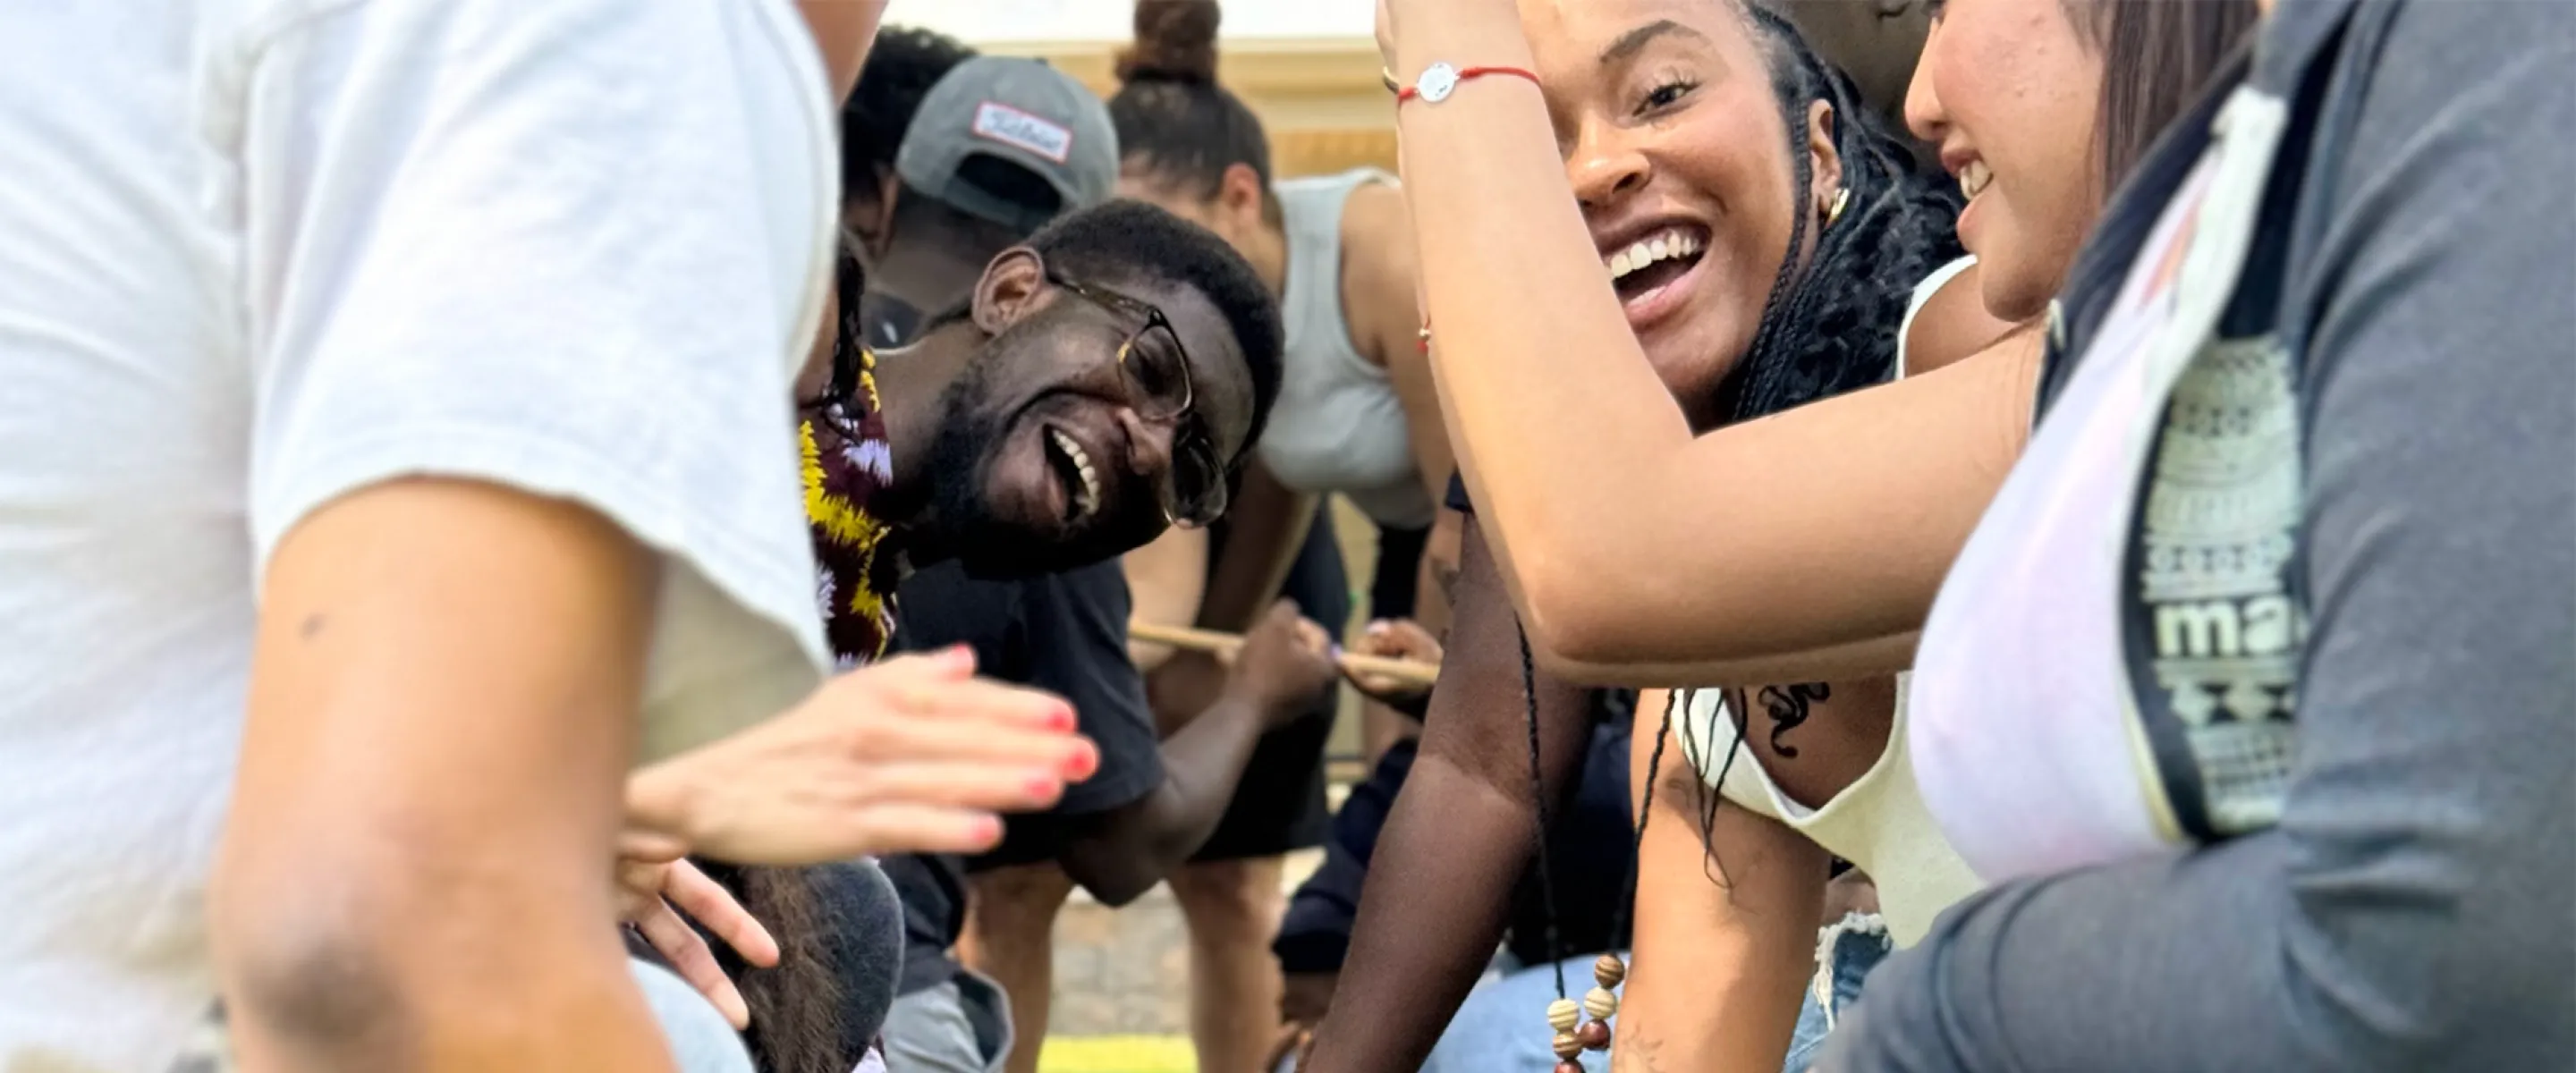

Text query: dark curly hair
(840, 25), (978, 204)
(1508, 0), (1966, 964)
(1720, 1), (1965, 427)
(1105, 0), (1283, 226)
(1023, 199), (1288, 459)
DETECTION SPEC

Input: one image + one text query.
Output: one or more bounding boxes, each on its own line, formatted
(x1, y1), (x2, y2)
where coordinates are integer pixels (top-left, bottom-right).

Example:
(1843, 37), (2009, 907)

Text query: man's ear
(972, 248), (1049, 335)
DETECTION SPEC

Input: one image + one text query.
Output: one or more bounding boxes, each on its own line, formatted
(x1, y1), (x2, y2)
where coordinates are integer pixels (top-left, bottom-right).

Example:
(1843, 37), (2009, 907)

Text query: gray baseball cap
(896, 56), (1119, 233)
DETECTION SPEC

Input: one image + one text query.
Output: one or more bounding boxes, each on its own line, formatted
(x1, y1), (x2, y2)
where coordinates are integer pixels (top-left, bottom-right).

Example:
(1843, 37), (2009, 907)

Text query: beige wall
(987, 38), (1398, 178)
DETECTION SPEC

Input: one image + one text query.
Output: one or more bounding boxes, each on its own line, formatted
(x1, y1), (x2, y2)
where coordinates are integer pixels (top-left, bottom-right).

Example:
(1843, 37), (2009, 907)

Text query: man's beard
(912, 334), (1145, 580)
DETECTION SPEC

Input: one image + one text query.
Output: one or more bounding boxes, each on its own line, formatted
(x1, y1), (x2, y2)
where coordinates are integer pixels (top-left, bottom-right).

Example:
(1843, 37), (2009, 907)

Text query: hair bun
(1116, 0), (1221, 85)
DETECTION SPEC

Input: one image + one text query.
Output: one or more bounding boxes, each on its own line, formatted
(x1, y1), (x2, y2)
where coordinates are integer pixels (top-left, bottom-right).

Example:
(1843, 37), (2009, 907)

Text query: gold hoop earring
(1825, 187), (1850, 228)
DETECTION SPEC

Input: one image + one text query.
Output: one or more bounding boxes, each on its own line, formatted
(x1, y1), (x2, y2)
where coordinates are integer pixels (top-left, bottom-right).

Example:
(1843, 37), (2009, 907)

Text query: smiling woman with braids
(1314, 1), (2263, 1071)
(1297, 4), (2000, 1072)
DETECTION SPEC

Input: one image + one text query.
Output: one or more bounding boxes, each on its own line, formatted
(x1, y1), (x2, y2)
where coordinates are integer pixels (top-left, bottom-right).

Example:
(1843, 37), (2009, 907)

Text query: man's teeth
(1606, 228), (1704, 281)
(1959, 160), (1993, 200)
(1049, 427), (1100, 519)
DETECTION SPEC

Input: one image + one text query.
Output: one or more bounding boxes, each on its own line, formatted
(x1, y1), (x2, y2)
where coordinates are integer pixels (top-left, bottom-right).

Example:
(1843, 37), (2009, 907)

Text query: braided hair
(1509, 3), (1965, 976)
(1723, 1), (1963, 425)
(1664, 0), (1962, 889)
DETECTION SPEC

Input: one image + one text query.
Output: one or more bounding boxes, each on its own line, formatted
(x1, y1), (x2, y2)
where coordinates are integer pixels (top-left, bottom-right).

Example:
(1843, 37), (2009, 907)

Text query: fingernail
(1365, 621), (1389, 635)
(942, 645), (976, 671)
(972, 815), (1004, 844)
(1026, 773), (1060, 799)
(1047, 705), (1077, 731)
(1063, 748), (1097, 781)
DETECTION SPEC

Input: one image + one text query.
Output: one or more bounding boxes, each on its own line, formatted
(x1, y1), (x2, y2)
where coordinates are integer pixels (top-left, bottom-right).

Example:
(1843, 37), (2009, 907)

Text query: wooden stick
(1128, 621), (1442, 688)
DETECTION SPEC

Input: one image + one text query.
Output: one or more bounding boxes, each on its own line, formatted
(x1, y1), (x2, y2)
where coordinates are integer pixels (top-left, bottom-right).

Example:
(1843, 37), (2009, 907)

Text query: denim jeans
(881, 969), (1015, 1073)
(1417, 952), (1622, 1073)
(1782, 913), (1891, 1073)
(1287, 917), (1889, 1073)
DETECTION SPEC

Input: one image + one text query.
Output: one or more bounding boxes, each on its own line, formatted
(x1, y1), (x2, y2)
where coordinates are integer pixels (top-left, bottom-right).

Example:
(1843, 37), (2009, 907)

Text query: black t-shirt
(878, 558), (1165, 993)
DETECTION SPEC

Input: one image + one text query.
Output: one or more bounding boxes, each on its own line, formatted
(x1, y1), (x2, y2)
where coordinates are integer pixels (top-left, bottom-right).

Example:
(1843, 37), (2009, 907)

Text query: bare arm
(1384, 0), (2033, 687)
(1059, 697), (1269, 905)
(794, 0), (889, 101)
(1301, 516), (1597, 1073)
(1343, 182), (1455, 513)
(1123, 523), (1209, 670)
(1614, 693), (1823, 1073)
(1351, 182), (1464, 642)
(1197, 461), (1316, 634)
(1055, 596), (1339, 905)
(212, 480), (670, 1072)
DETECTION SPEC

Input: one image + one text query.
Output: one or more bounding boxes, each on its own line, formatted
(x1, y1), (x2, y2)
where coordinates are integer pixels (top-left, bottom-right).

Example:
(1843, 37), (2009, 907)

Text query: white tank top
(1255, 169), (1436, 529)
(1670, 258), (1985, 947)
(1670, 684), (1981, 946)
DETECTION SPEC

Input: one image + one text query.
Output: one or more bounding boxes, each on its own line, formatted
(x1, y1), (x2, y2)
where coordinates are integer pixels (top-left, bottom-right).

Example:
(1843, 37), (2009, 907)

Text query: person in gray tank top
(938, 4), (1443, 1073)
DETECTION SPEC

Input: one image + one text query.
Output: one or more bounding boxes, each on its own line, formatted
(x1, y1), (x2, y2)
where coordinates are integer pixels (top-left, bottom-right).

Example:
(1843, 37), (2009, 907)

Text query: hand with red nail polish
(623, 648), (1091, 866)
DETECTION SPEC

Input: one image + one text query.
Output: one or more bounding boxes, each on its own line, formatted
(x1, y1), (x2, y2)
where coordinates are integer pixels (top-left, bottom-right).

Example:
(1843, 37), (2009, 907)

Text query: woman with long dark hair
(1300, 2), (1995, 1070)
(1313, 0), (2258, 1069)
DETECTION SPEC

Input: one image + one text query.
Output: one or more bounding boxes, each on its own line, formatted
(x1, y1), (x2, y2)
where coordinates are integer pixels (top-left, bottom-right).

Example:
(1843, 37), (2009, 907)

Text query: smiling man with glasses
(802, 198), (1284, 659)
(800, 49), (1334, 1073)
(784, 190), (1310, 1073)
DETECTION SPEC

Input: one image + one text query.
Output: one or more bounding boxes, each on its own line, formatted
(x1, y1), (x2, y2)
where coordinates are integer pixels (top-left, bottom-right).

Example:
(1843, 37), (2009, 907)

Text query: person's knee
(1171, 858), (1284, 936)
(970, 863), (1074, 934)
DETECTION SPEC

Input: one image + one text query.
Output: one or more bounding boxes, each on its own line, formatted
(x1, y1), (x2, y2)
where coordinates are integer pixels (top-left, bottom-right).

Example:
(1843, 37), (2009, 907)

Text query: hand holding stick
(1129, 620), (1441, 689)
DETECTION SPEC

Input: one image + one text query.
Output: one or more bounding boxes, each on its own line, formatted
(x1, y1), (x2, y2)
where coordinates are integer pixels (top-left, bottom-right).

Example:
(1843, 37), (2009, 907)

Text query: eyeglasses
(1046, 271), (1230, 528)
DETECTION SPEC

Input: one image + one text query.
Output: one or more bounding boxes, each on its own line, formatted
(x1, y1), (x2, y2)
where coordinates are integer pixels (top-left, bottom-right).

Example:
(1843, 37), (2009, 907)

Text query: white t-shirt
(0, 2), (838, 1068)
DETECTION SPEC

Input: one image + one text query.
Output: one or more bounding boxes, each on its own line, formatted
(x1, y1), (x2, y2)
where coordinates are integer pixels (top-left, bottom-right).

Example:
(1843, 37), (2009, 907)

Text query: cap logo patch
(971, 102), (1072, 164)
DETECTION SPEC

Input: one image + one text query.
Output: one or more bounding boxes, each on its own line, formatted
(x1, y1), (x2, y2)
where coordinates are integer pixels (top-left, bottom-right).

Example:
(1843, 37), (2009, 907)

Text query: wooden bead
(1578, 1019), (1613, 1052)
(1583, 986), (1620, 1019)
(1553, 1032), (1583, 1060)
(1555, 1064), (1587, 1073)
(1593, 954), (1628, 988)
(1546, 999), (1581, 1032)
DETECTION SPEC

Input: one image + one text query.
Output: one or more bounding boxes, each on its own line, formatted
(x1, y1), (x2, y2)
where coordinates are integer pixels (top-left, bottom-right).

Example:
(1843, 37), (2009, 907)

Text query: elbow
(2275, 833), (2546, 1064)
(212, 838), (619, 1057)
(212, 865), (436, 1053)
(1515, 567), (1638, 685)
(1072, 861), (1159, 909)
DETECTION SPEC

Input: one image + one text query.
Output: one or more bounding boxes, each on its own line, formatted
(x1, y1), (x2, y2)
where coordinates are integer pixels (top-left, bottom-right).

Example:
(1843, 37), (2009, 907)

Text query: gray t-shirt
(1821, 1), (2574, 1069)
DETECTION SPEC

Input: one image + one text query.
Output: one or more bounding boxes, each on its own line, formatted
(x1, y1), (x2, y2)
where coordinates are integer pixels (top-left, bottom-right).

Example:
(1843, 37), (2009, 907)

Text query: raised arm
(1301, 514), (1598, 1073)
(1123, 523), (1209, 669)
(1382, 0), (2032, 687)
(1199, 463), (1317, 634)
(213, 482), (671, 1071)
(1614, 694), (1823, 1073)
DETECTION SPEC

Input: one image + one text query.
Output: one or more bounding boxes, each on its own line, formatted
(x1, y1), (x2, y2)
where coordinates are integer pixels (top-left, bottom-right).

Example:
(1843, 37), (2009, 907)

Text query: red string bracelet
(1389, 62), (1540, 105)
